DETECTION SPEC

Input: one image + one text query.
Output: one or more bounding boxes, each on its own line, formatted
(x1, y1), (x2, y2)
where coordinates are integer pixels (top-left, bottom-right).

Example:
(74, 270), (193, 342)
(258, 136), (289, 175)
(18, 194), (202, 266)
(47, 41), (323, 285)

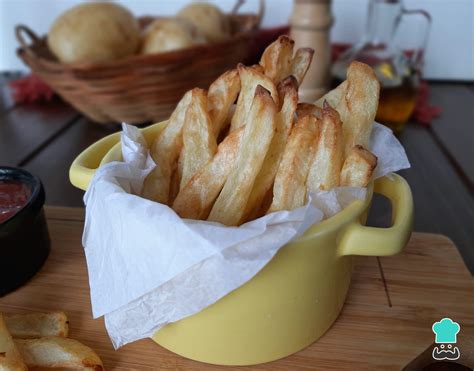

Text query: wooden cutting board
(1, 206), (473, 370)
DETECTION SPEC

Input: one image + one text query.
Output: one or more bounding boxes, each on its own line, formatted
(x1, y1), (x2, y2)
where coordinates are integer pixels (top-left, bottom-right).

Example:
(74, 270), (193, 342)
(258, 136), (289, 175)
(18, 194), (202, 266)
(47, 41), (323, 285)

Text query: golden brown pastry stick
(242, 76), (298, 222)
(208, 86), (277, 226)
(5, 311), (68, 339)
(172, 128), (244, 220)
(0, 313), (27, 371)
(268, 114), (320, 213)
(15, 337), (103, 370)
(168, 150), (184, 205)
(142, 90), (192, 204)
(207, 68), (241, 137)
(259, 35), (295, 84)
(340, 145), (378, 187)
(180, 88), (217, 189)
(316, 61), (379, 156)
(230, 64), (278, 132)
(315, 81), (347, 110)
(296, 102), (322, 119)
(290, 47), (314, 86)
(307, 101), (344, 192)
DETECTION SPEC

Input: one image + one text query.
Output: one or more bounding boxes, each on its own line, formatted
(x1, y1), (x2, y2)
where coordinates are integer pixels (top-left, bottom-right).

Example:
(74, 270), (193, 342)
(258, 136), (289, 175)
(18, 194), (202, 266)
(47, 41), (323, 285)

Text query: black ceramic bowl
(0, 167), (50, 296)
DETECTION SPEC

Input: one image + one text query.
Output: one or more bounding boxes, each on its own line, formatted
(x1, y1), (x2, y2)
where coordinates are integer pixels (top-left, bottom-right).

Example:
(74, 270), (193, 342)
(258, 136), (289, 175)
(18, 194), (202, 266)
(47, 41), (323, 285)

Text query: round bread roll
(177, 2), (231, 43)
(48, 2), (140, 64)
(141, 18), (205, 55)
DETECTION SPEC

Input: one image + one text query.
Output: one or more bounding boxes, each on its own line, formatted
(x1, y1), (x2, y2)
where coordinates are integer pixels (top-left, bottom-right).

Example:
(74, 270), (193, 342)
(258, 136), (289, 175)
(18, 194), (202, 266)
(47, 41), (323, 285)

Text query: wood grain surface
(0, 207), (472, 370)
(397, 124), (474, 272)
(23, 118), (118, 206)
(429, 84), (474, 186)
(0, 101), (79, 166)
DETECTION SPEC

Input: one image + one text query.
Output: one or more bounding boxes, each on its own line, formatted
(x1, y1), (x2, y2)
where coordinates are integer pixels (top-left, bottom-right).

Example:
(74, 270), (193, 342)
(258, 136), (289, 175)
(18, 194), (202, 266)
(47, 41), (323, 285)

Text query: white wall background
(0, 0), (473, 80)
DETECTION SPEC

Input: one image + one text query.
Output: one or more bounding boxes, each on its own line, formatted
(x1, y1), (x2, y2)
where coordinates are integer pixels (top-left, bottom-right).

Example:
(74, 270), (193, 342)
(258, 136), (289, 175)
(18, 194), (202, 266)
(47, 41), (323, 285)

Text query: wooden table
(0, 74), (473, 273)
(1, 207), (473, 370)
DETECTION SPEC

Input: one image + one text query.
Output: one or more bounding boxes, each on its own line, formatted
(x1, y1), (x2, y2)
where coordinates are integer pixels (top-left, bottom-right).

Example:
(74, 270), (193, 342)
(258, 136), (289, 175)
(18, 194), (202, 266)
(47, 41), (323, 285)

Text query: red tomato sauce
(0, 180), (31, 223)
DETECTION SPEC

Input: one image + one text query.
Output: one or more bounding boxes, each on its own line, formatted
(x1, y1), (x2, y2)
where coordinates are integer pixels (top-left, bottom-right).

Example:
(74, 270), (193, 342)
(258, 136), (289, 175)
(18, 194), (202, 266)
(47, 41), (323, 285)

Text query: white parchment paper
(82, 122), (409, 348)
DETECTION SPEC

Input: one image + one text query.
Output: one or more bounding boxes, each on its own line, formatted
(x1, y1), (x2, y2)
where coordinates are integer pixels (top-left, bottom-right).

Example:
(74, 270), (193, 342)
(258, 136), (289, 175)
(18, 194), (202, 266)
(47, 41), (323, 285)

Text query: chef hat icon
(432, 318), (460, 344)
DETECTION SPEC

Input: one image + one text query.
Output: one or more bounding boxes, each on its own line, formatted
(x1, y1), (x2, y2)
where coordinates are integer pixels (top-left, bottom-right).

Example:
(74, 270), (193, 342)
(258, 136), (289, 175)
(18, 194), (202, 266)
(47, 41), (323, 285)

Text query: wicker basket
(15, 1), (263, 125)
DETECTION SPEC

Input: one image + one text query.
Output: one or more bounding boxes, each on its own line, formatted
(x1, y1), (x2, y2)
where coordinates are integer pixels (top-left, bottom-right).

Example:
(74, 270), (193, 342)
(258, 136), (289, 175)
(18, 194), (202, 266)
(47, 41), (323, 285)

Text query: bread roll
(141, 18), (205, 54)
(48, 2), (140, 64)
(177, 3), (230, 43)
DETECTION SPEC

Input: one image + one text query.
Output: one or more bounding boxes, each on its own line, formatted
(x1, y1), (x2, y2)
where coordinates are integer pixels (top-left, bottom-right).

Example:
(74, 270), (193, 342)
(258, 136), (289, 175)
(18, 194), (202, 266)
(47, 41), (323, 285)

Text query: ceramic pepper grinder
(290, 0), (333, 102)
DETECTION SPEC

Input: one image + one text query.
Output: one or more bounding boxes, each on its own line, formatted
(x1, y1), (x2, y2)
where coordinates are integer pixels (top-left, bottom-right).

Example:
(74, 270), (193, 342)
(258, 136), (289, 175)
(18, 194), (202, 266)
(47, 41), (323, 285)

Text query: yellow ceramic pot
(70, 122), (413, 366)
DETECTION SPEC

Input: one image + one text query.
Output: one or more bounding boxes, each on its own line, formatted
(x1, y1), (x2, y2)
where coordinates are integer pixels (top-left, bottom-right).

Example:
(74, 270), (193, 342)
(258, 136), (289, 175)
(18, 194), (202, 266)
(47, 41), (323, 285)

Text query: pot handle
(337, 174), (413, 257)
(69, 132), (121, 191)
